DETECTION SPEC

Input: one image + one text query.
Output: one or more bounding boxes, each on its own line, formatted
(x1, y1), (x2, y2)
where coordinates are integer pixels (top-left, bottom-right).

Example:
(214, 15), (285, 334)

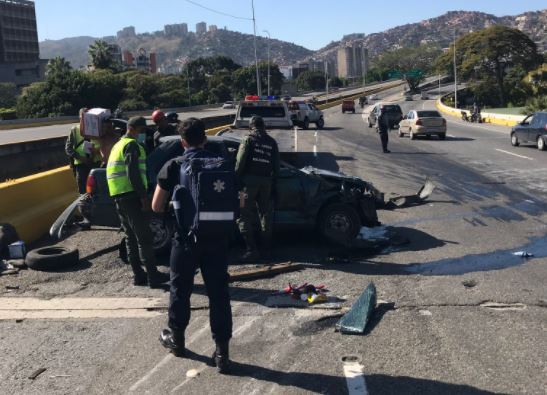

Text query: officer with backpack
(152, 117), (235, 374)
(235, 115), (280, 262)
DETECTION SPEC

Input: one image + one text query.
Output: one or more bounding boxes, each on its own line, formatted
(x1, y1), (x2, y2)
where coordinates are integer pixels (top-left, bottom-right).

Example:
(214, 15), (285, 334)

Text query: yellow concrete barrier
(0, 166), (77, 244)
(436, 99), (524, 127)
(0, 124), (236, 244)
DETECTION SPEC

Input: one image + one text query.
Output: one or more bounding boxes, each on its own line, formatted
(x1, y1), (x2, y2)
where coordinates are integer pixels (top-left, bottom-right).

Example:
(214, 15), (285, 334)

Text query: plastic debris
(28, 368), (47, 380)
(336, 283), (377, 334)
(512, 251), (534, 258)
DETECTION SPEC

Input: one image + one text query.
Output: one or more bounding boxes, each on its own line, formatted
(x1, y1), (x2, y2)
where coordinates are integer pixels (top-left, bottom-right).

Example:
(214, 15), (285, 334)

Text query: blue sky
(36, 0), (545, 50)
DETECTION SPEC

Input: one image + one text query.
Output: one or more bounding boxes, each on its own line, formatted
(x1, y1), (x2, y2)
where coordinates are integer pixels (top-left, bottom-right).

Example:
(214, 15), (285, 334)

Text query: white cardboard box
(83, 108), (111, 137)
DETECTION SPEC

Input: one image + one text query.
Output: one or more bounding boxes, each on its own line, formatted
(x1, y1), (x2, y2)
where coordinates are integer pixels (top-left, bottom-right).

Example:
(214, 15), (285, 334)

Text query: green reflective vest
(72, 126), (101, 165)
(106, 137), (147, 197)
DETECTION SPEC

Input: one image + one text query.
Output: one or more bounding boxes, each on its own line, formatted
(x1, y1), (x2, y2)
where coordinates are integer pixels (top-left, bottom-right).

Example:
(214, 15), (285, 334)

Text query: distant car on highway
(342, 100), (356, 114)
(288, 101), (325, 129)
(510, 111), (547, 150)
(368, 94), (379, 101)
(404, 93), (413, 101)
(398, 110), (446, 140)
(368, 103), (403, 129)
(282, 95), (292, 101)
(233, 96), (293, 128)
(222, 101), (236, 109)
(420, 91), (429, 100)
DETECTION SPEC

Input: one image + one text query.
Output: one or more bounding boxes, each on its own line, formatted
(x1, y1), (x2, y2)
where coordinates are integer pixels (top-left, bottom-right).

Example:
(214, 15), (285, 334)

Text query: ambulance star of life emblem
(213, 180), (226, 193)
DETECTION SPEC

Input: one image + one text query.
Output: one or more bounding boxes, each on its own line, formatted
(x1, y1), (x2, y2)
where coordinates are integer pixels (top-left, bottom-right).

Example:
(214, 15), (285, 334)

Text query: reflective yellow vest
(106, 137), (147, 197)
(72, 126), (101, 165)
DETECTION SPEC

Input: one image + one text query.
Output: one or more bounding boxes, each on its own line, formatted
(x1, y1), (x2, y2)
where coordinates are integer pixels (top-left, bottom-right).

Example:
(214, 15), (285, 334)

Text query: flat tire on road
(26, 246), (79, 271)
(511, 134), (519, 147)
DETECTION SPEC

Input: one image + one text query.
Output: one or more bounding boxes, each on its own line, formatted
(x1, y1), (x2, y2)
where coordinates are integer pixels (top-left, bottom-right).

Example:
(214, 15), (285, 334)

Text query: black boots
(147, 270), (169, 289)
(159, 329), (185, 357)
(211, 341), (230, 374)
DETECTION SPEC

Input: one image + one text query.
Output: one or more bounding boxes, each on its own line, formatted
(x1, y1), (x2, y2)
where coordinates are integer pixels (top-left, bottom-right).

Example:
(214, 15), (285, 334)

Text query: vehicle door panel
(518, 115), (533, 142)
(529, 114), (542, 142)
(274, 167), (309, 225)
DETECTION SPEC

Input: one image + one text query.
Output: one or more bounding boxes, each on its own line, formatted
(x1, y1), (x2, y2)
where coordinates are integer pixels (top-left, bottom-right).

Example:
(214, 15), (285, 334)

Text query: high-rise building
(117, 26), (136, 39)
(0, 0), (38, 63)
(164, 23), (188, 37)
(196, 22), (207, 34)
(337, 44), (369, 80)
(209, 25), (217, 32)
(0, 0), (47, 86)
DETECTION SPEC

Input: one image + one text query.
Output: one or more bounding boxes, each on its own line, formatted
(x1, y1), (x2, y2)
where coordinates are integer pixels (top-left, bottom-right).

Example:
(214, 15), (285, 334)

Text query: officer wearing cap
(235, 115), (280, 262)
(107, 116), (168, 288)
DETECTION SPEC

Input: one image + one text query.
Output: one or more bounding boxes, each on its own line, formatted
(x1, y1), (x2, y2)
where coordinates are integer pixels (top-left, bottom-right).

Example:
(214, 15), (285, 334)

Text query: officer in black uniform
(152, 117), (233, 374)
(377, 108), (390, 153)
(235, 115), (280, 262)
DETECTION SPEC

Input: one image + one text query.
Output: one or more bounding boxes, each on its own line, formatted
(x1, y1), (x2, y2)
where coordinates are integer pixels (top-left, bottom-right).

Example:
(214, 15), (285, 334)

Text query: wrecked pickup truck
(50, 133), (434, 253)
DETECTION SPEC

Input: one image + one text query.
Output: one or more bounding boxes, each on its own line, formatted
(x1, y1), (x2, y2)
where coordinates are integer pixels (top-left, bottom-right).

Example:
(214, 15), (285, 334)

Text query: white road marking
(169, 315), (261, 393)
(495, 149), (533, 160)
(343, 362), (368, 395)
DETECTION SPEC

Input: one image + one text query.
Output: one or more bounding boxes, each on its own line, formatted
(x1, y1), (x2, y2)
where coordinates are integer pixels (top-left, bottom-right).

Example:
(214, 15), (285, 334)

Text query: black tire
(538, 136), (546, 151)
(26, 246), (79, 271)
(438, 133), (446, 140)
(316, 117), (324, 129)
(150, 215), (174, 255)
(318, 203), (361, 245)
(510, 133), (519, 147)
(303, 117), (310, 130)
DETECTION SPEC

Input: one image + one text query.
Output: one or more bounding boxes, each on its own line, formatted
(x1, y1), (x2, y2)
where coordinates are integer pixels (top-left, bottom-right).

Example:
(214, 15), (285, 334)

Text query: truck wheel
(316, 118), (324, 129)
(303, 117), (310, 130)
(318, 203), (360, 245)
(150, 215), (174, 255)
(26, 246), (79, 271)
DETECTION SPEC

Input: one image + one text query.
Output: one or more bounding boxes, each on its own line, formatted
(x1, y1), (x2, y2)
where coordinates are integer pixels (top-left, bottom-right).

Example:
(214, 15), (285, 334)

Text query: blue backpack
(172, 156), (238, 240)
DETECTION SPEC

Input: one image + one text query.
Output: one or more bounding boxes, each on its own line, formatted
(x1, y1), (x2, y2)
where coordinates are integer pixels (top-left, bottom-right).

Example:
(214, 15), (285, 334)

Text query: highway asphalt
(1, 86), (545, 394)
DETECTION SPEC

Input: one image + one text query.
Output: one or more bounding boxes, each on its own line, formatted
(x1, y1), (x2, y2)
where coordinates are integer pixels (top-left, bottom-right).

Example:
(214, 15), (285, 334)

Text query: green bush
(523, 95), (547, 114)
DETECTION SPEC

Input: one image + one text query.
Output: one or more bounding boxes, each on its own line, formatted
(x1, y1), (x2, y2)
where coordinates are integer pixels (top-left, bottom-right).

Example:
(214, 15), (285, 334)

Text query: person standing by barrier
(65, 108), (101, 194)
(377, 108), (390, 153)
(152, 117), (234, 374)
(107, 116), (168, 288)
(235, 115), (280, 262)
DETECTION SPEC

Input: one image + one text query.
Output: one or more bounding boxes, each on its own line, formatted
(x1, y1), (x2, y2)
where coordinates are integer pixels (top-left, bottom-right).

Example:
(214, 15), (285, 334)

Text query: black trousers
(168, 235), (233, 342)
(74, 164), (92, 195)
(379, 131), (389, 152)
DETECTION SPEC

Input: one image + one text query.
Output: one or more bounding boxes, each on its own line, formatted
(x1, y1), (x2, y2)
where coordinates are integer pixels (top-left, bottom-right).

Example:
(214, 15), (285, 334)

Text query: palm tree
(45, 56), (72, 78)
(88, 40), (114, 70)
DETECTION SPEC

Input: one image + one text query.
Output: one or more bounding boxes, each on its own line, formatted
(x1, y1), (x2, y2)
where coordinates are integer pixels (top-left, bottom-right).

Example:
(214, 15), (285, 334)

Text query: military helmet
(249, 115), (265, 129)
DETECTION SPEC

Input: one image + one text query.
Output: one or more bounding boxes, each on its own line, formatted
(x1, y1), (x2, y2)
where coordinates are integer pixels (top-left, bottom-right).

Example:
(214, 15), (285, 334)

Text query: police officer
(235, 115), (280, 262)
(152, 117), (233, 373)
(377, 108), (391, 153)
(65, 108), (101, 194)
(107, 116), (168, 288)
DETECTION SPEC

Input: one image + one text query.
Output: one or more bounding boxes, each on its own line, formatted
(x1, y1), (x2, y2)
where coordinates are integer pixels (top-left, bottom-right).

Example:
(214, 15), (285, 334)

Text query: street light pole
(453, 28), (458, 109)
(251, 0), (261, 96)
(325, 59), (329, 103)
(263, 30), (271, 97)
